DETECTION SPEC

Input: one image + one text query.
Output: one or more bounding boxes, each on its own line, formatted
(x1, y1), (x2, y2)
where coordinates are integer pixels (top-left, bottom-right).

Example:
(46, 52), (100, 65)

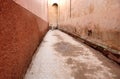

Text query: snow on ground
(24, 30), (120, 79)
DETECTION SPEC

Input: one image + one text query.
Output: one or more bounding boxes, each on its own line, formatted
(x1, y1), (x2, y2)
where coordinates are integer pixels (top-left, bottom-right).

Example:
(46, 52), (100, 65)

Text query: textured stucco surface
(0, 0), (48, 79)
(58, 0), (120, 51)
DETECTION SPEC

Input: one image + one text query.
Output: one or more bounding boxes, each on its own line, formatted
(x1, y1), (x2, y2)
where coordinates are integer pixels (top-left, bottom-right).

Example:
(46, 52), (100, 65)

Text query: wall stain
(89, 4), (94, 14)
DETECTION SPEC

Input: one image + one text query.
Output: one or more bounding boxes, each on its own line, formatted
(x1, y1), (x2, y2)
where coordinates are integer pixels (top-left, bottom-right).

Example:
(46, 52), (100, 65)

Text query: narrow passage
(24, 30), (120, 79)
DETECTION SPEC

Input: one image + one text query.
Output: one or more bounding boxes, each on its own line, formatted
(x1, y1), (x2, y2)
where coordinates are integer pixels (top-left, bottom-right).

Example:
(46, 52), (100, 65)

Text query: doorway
(49, 3), (58, 29)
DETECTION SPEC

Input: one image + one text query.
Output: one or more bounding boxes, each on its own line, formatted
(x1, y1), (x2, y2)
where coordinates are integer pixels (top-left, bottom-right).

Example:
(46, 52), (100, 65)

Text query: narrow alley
(1, 0), (120, 79)
(24, 30), (120, 79)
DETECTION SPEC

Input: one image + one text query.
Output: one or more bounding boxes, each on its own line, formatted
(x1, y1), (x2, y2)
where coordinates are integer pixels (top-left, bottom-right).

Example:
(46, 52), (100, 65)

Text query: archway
(49, 3), (58, 29)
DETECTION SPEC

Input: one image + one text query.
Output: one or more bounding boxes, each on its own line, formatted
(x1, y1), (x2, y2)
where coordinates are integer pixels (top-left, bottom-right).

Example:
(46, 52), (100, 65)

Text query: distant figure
(49, 24), (58, 31)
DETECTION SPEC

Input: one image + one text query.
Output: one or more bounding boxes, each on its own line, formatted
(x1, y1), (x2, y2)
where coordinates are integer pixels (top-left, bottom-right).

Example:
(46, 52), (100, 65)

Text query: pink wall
(13, 0), (48, 21)
(58, 0), (120, 52)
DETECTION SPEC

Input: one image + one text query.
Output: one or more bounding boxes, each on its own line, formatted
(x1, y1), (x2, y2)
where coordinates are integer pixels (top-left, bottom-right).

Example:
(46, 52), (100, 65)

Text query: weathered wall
(0, 0), (48, 79)
(58, 0), (120, 52)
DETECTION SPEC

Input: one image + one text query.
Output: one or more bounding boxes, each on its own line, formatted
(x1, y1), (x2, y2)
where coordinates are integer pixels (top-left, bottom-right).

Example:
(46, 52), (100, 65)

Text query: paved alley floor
(24, 30), (120, 79)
